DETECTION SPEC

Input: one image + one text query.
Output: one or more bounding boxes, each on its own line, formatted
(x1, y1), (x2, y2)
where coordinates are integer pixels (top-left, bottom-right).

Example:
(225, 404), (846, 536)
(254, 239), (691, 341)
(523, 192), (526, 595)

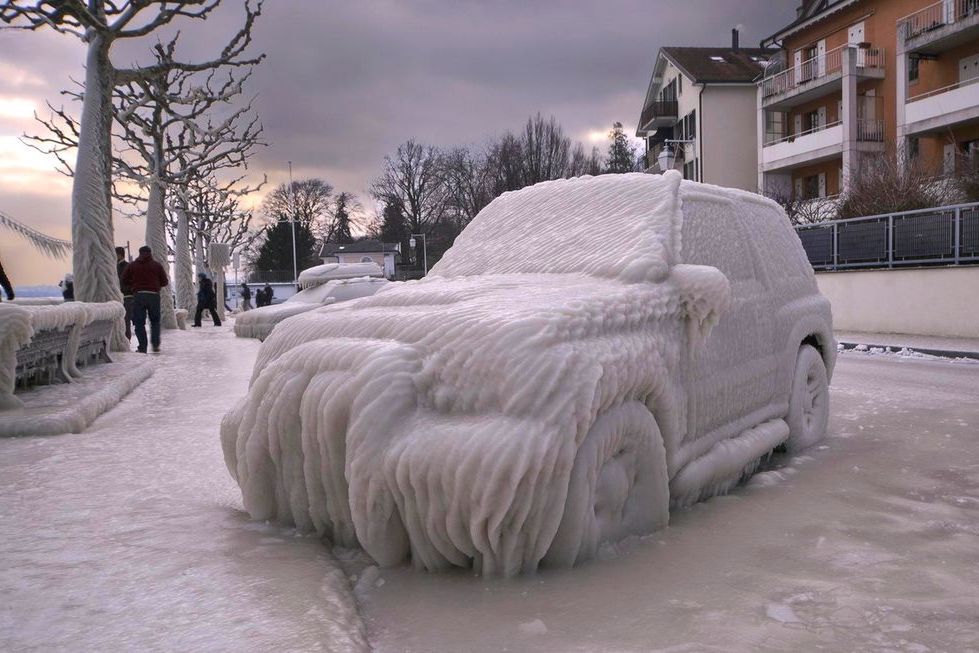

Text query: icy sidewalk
(836, 330), (979, 360)
(0, 327), (368, 652)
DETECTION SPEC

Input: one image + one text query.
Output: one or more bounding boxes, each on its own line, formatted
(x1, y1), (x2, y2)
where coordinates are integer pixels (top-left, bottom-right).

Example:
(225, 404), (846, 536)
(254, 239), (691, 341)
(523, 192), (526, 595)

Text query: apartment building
(636, 31), (772, 191)
(758, 0), (979, 203)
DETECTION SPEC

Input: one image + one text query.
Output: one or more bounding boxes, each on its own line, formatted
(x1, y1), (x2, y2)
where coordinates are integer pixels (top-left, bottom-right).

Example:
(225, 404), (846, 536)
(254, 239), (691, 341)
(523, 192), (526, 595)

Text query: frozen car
(233, 262), (388, 341)
(221, 171), (835, 576)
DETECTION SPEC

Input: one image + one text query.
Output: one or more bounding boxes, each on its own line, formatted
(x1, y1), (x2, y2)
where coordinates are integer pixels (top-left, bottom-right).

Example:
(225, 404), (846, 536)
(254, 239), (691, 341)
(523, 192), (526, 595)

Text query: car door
(679, 198), (776, 442)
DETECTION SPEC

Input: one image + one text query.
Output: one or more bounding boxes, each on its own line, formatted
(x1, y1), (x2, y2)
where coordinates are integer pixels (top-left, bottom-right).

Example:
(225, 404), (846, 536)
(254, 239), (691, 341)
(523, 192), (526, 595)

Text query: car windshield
(431, 173), (679, 281)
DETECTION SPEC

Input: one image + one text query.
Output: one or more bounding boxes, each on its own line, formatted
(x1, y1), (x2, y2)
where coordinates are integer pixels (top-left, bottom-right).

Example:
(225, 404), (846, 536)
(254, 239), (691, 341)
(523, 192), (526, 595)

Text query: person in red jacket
(121, 245), (169, 353)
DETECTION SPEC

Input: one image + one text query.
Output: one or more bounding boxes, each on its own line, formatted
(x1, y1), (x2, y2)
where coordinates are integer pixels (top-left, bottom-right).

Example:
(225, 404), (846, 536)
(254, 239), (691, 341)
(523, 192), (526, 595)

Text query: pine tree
(605, 121), (637, 174)
(333, 193), (355, 244)
(252, 218), (319, 273)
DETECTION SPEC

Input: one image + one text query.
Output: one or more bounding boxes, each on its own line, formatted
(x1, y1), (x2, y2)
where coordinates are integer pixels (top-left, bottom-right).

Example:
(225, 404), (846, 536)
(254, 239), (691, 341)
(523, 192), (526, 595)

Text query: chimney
(731, 27), (740, 52)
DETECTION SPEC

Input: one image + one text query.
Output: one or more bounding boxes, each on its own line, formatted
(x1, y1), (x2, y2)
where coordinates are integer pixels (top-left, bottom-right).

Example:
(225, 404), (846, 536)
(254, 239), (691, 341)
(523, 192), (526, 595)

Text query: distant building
(636, 29), (773, 191)
(319, 240), (399, 279)
(756, 0), (979, 203)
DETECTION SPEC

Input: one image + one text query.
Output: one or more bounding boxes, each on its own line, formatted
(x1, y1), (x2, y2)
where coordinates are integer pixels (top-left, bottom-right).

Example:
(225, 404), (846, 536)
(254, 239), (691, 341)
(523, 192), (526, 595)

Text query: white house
(637, 30), (774, 191)
(319, 239), (399, 279)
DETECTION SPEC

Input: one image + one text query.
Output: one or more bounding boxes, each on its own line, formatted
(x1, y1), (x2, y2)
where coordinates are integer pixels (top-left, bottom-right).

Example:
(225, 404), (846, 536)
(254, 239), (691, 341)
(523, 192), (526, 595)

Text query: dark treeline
(368, 114), (640, 269)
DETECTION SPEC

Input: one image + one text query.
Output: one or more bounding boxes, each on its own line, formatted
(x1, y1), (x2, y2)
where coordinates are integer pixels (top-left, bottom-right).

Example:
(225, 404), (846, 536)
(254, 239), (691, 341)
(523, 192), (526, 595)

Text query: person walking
(239, 283), (252, 311)
(60, 273), (74, 301)
(116, 246), (133, 341)
(0, 256), (13, 302)
(193, 273), (222, 327)
(262, 283), (274, 306)
(121, 245), (169, 353)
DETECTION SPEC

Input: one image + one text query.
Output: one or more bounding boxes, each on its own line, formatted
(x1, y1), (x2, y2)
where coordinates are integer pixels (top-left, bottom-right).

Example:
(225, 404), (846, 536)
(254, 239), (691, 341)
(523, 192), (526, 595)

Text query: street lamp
(657, 139), (696, 172)
(287, 160), (298, 285)
(408, 233), (427, 275)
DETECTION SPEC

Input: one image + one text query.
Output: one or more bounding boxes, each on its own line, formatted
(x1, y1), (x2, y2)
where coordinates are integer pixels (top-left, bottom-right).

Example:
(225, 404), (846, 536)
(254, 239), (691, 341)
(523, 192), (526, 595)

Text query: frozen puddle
(0, 327), (368, 652)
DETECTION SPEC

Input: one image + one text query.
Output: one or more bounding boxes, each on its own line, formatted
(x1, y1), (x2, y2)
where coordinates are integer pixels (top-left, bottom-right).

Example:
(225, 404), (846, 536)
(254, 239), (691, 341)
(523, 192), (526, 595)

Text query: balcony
(760, 44), (886, 110)
(637, 100), (679, 133)
(899, 0), (979, 55)
(761, 118), (884, 171)
(905, 75), (979, 134)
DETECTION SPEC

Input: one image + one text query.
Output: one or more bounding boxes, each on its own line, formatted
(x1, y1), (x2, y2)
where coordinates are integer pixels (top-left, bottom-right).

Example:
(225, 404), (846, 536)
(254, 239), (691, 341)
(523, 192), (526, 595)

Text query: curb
(838, 341), (979, 361)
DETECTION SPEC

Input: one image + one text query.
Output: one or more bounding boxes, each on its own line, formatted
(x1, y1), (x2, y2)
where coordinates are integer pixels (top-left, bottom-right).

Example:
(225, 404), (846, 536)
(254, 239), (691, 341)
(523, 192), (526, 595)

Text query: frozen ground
(0, 327), (368, 653)
(2, 331), (978, 652)
(359, 350), (979, 652)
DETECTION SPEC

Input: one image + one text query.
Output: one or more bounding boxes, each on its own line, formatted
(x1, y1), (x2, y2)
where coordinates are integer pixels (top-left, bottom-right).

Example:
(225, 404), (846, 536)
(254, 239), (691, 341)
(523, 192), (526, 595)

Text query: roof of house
(660, 47), (774, 84)
(761, 0), (862, 47)
(319, 239), (399, 258)
(636, 46), (774, 135)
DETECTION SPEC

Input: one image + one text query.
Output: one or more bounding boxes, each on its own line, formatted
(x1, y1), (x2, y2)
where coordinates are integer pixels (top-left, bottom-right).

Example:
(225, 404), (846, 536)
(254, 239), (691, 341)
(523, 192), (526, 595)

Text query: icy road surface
(359, 352), (979, 652)
(2, 329), (978, 652)
(0, 327), (368, 653)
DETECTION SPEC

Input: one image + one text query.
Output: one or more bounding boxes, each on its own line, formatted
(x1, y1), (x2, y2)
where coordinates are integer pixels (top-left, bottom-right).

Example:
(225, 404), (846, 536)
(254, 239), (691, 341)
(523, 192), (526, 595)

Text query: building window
(908, 56), (920, 85)
(683, 159), (698, 182)
(804, 110), (820, 131)
(803, 175), (820, 200)
(908, 137), (920, 161)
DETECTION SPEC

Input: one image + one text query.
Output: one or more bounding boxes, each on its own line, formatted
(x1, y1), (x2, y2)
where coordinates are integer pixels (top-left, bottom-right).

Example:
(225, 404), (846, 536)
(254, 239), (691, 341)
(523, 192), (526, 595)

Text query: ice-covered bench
(0, 301), (125, 409)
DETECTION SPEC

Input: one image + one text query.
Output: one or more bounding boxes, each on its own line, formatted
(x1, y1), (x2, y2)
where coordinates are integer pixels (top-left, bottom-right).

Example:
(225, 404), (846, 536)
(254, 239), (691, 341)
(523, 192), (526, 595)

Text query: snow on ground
(357, 354), (979, 652)
(3, 327), (978, 652)
(0, 326), (368, 652)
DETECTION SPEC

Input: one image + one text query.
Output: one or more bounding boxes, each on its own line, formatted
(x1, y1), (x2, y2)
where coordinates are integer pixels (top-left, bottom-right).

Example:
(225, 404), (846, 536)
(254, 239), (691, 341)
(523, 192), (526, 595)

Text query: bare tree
(1, 0), (261, 348)
(370, 140), (449, 236)
(837, 152), (959, 219)
(261, 179), (335, 240)
(443, 146), (495, 227)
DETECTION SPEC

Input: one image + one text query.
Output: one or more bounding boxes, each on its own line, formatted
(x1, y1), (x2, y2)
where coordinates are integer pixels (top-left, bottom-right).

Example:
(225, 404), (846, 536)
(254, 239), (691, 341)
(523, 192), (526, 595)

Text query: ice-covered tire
(543, 402), (669, 567)
(785, 344), (830, 453)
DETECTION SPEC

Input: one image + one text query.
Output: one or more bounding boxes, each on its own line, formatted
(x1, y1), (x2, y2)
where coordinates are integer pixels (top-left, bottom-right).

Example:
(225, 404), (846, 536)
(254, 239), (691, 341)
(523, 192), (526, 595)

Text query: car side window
(751, 206), (813, 282)
(680, 200), (755, 282)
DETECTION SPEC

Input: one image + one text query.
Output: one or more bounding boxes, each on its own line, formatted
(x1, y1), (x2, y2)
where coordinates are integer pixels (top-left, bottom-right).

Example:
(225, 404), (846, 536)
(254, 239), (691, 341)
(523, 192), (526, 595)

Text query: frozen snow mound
(234, 277), (390, 341)
(221, 171), (835, 576)
(297, 262), (384, 289)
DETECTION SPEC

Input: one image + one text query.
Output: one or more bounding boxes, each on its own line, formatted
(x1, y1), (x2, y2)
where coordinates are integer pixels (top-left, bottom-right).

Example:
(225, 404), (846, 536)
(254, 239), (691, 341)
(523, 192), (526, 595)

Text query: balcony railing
(795, 202), (979, 270)
(765, 120), (841, 147)
(638, 100), (678, 130)
(761, 44), (885, 99)
(899, 0), (979, 41)
(856, 118), (885, 141)
(908, 73), (979, 102)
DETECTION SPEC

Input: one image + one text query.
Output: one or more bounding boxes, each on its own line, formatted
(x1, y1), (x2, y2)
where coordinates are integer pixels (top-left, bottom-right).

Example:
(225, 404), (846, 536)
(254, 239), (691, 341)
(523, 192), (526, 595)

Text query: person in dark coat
(255, 285), (266, 307)
(116, 246), (133, 341)
(262, 283), (274, 306)
(239, 283), (252, 311)
(121, 245), (170, 353)
(60, 273), (74, 301)
(0, 256), (13, 302)
(193, 273), (222, 327)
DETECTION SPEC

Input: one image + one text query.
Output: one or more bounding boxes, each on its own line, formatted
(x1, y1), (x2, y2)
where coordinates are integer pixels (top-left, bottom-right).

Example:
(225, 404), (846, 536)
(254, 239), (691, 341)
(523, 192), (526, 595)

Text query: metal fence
(795, 202), (979, 270)
(247, 269), (296, 283)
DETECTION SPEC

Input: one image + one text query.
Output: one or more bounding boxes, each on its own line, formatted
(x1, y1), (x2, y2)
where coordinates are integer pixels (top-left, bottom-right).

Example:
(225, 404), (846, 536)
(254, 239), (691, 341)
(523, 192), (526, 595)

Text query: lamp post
(287, 160), (298, 285)
(657, 139), (696, 173)
(408, 233), (427, 275)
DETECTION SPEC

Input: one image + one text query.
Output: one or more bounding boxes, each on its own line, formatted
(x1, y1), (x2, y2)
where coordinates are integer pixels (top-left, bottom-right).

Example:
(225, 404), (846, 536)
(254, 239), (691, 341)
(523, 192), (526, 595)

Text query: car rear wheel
(543, 402), (669, 567)
(785, 344), (829, 453)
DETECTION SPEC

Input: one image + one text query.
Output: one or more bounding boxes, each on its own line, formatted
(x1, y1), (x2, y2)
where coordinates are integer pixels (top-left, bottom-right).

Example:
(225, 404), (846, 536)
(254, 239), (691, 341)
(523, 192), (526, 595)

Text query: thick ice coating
(221, 171), (834, 576)
(233, 277), (389, 341)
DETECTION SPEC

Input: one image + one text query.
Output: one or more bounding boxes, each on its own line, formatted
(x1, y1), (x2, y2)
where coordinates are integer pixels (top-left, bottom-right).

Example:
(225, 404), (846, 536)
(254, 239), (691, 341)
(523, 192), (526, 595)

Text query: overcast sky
(0, 0), (796, 286)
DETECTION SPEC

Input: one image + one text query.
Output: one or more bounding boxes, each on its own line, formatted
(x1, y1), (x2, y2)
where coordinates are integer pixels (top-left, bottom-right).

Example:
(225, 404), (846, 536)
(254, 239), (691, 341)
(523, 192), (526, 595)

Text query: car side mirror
(670, 264), (732, 347)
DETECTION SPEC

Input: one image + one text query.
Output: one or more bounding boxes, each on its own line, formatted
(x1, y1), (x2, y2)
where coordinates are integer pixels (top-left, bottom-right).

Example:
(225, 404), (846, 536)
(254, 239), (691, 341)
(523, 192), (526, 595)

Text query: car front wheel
(543, 402), (669, 567)
(785, 344), (830, 453)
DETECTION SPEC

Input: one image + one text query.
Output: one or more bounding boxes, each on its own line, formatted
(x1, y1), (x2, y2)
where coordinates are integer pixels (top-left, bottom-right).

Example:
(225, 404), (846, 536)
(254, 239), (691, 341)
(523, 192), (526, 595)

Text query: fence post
(954, 207), (961, 264)
(887, 214), (894, 268)
(832, 222), (839, 270)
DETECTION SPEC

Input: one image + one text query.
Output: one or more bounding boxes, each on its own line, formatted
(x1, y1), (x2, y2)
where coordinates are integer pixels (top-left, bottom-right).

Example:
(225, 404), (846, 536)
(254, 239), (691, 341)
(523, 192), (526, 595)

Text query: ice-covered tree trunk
(145, 178), (177, 329)
(174, 203), (195, 311)
(72, 33), (127, 351)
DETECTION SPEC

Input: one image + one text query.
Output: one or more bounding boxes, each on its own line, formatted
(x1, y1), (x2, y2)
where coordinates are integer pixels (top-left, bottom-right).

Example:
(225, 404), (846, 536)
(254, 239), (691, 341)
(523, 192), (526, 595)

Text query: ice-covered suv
(221, 171), (835, 576)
